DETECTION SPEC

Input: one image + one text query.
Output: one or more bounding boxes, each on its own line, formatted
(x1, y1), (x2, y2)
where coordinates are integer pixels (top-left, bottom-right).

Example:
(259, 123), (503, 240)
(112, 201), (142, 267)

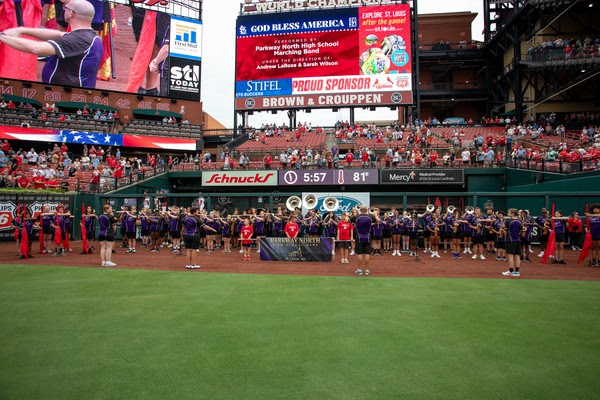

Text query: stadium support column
(287, 110), (296, 128)
(233, 111), (238, 139)
(512, 15), (523, 123)
(350, 108), (355, 125)
(413, 0), (420, 121)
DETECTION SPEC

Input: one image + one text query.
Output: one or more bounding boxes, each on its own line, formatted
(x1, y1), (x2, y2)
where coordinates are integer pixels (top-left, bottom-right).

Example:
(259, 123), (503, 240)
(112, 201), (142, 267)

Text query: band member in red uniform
(337, 213), (353, 264)
(240, 218), (253, 261)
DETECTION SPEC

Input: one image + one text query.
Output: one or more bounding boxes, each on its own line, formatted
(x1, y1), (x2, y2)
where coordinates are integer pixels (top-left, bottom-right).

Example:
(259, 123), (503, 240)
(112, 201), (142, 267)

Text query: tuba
(465, 206), (474, 215)
(286, 196), (302, 211)
(302, 194), (317, 210)
(426, 204), (435, 213)
(447, 205), (456, 214)
(323, 197), (339, 212)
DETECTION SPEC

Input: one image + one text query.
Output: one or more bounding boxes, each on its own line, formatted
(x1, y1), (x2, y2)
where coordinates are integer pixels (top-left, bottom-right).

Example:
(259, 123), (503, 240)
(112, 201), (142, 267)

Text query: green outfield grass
(1, 265), (599, 400)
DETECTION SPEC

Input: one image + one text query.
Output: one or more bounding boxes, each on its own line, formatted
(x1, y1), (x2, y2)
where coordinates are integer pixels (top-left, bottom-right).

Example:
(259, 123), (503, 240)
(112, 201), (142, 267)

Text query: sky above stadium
(201, 1), (484, 129)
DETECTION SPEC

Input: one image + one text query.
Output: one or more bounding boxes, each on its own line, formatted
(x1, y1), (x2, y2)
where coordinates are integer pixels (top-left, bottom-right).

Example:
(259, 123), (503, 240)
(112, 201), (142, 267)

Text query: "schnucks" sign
(201, 171), (278, 186)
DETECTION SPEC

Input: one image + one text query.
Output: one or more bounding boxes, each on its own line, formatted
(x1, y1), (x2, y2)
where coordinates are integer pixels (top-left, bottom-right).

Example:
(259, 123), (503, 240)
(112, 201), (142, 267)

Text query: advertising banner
(278, 169), (378, 186)
(301, 192), (370, 215)
(380, 169), (465, 185)
(201, 171), (278, 187)
(0, 193), (74, 240)
(169, 57), (201, 101)
(169, 16), (203, 60)
(0, 126), (198, 151)
(0, 2), (200, 100)
(259, 237), (333, 262)
(235, 4), (412, 109)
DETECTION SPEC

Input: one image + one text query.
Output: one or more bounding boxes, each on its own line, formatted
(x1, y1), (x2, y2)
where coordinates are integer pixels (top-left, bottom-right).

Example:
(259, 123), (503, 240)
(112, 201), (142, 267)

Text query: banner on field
(260, 237), (333, 262)
(301, 192), (370, 215)
(0, 193), (74, 240)
(202, 170), (278, 186)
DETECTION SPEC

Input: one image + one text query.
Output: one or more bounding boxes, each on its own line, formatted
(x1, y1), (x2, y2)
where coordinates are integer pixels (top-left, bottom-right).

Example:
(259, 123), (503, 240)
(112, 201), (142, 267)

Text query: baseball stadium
(1, 0), (600, 399)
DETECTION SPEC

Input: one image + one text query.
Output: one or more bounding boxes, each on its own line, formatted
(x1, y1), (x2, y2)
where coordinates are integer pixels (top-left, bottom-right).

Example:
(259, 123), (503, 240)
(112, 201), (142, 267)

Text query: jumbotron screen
(235, 4), (413, 110)
(0, 1), (201, 101)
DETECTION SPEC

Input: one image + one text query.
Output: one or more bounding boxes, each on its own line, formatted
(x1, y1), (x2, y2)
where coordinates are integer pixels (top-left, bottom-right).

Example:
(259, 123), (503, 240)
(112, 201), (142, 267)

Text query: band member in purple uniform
(351, 206), (378, 276)
(391, 210), (402, 256)
(124, 206), (138, 253)
(407, 211), (421, 257)
(536, 208), (550, 258)
(371, 211), (383, 256)
(520, 210), (534, 263)
(82, 206), (97, 254)
(421, 208), (433, 254)
(502, 209), (522, 277)
(585, 203), (600, 267)
(98, 204), (116, 267)
(551, 210), (568, 264)
(220, 215), (233, 253)
(168, 207), (182, 253)
(139, 208), (150, 247)
(183, 208), (203, 269)
(468, 208), (487, 260)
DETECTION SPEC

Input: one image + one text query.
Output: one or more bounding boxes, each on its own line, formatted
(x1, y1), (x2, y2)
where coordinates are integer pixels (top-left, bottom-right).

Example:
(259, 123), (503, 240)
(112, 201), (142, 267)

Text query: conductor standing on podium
(352, 206), (377, 276)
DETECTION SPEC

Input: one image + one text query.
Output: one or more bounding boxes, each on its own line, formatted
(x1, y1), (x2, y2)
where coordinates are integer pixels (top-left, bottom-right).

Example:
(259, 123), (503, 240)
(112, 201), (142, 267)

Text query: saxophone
(498, 221), (506, 239)
(521, 218), (528, 237)
(543, 220), (550, 235)
(453, 221), (459, 234)
(476, 223), (482, 234)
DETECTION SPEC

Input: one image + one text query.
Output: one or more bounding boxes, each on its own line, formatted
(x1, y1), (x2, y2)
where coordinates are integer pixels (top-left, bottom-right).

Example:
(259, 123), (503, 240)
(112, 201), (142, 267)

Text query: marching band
(10, 200), (600, 275)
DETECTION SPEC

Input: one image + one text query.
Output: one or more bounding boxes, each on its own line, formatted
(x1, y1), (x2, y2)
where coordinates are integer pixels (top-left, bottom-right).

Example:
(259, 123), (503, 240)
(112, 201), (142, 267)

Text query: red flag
(435, 197), (441, 208)
(125, 11), (157, 92)
(579, 203), (593, 264)
(54, 206), (62, 246)
(20, 204), (28, 259)
(81, 203), (88, 254)
(541, 203), (556, 264)
(0, 0), (43, 81)
(97, 4), (116, 81)
(14, 203), (20, 241)
(39, 214), (44, 254)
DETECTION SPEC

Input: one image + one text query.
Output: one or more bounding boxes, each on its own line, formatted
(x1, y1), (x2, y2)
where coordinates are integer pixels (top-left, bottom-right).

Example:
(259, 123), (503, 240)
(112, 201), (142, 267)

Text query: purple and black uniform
(422, 213), (433, 237)
(307, 217), (320, 235)
(183, 215), (203, 249)
(589, 217), (600, 240)
(254, 218), (265, 236)
(221, 220), (231, 237)
(98, 214), (115, 241)
(392, 217), (402, 235)
(84, 216), (96, 239)
(351, 214), (375, 255)
(553, 219), (566, 242)
(42, 215), (53, 234)
(125, 215), (137, 234)
(140, 215), (149, 235)
(372, 221), (383, 239)
(42, 29), (103, 89)
(506, 218), (522, 255)
(274, 218), (284, 236)
(326, 220), (337, 238)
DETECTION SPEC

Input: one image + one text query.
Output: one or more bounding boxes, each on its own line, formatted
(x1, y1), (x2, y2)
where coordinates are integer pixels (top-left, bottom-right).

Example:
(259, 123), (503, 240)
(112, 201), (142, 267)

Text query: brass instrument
(465, 206), (475, 215)
(543, 220), (550, 235)
(521, 221), (528, 238)
(426, 204), (435, 213)
(498, 222), (506, 239)
(453, 221), (459, 234)
(434, 227), (440, 237)
(447, 205), (456, 214)
(476, 223), (482, 234)
(303, 194), (318, 210)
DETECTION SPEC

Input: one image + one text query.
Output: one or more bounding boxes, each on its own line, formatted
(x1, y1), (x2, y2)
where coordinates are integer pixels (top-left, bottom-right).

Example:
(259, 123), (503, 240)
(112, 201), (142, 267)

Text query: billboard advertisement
(380, 169), (465, 185)
(235, 3), (412, 110)
(0, 2), (201, 100)
(278, 169), (378, 186)
(301, 192), (370, 215)
(201, 171), (278, 187)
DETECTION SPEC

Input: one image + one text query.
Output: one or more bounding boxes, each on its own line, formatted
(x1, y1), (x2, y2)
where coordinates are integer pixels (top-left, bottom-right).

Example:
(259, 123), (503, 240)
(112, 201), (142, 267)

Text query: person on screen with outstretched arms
(0, 0), (103, 88)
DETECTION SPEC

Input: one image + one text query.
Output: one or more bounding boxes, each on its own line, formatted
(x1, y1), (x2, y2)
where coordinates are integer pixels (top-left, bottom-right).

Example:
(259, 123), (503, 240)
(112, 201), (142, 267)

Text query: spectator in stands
(16, 173), (31, 189)
(461, 148), (470, 165)
(0, 100), (6, 109)
(345, 151), (353, 167)
(264, 152), (272, 170)
(280, 151), (288, 169)
(1, 140), (10, 154)
(25, 148), (38, 165)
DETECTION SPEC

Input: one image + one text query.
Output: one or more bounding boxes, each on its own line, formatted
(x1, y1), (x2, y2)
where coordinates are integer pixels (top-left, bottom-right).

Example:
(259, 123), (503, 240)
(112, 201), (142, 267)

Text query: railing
(419, 82), (485, 91)
(419, 42), (484, 51)
(66, 165), (169, 194)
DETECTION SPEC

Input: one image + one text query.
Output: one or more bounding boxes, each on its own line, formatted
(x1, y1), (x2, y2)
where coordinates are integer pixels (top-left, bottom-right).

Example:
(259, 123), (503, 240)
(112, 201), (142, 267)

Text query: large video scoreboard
(235, 1), (413, 111)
